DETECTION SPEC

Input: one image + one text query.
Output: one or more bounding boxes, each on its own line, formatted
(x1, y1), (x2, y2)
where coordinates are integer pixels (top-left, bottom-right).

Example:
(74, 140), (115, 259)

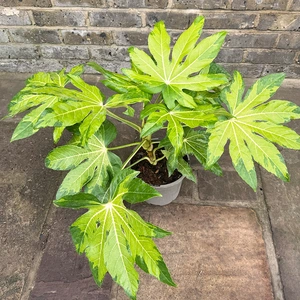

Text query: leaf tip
(206, 155), (219, 169)
(1, 114), (11, 121)
(10, 136), (16, 143)
(194, 15), (205, 24)
(128, 46), (135, 54)
(154, 20), (166, 28)
(284, 172), (290, 182)
(10, 132), (22, 143)
(53, 199), (61, 207)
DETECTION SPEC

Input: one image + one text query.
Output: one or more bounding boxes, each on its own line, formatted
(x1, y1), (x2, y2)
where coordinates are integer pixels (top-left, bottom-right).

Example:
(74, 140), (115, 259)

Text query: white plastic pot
(146, 175), (185, 206)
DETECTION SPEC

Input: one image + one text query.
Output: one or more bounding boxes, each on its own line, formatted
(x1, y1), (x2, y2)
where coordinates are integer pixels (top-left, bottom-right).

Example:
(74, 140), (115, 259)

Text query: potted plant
(5, 16), (300, 299)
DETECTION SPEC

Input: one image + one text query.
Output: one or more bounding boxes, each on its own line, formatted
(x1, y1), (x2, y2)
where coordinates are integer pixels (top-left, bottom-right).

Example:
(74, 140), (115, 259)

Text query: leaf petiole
(122, 140), (147, 170)
(126, 156), (152, 169)
(107, 142), (141, 151)
(154, 93), (163, 104)
(107, 110), (142, 133)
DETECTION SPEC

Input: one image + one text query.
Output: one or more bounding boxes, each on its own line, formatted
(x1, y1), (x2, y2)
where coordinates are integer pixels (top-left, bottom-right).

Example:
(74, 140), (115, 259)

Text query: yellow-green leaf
(125, 17), (227, 109)
(46, 121), (122, 198)
(208, 71), (300, 189)
(54, 169), (175, 299)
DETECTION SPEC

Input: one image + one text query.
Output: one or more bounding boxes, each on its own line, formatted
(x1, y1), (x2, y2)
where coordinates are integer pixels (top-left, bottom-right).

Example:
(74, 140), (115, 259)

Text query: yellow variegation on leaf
(54, 169), (175, 300)
(123, 16), (228, 109)
(207, 71), (300, 190)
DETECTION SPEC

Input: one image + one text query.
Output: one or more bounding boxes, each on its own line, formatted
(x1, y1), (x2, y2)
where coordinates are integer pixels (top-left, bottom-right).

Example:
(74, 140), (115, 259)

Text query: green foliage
(46, 120), (122, 198)
(207, 71), (300, 190)
(140, 102), (225, 157)
(123, 16), (228, 109)
(9, 66), (84, 141)
(54, 169), (175, 300)
(6, 15), (300, 299)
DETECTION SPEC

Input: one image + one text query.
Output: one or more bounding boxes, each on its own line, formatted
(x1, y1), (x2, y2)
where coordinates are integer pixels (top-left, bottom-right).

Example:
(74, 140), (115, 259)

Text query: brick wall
(0, 0), (299, 78)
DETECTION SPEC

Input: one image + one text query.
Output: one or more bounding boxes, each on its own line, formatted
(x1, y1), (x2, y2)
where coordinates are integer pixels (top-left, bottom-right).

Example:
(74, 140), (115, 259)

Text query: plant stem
(154, 93), (163, 104)
(127, 149), (166, 169)
(121, 140), (147, 170)
(107, 110), (141, 133)
(141, 103), (146, 128)
(126, 156), (151, 169)
(107, 142), (141, 151)
(153, 154), (166, 164)
(153, 145), (163, 156)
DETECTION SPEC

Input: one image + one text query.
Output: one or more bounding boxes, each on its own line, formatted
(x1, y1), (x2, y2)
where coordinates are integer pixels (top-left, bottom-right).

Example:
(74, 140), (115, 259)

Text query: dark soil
(130, 148), (182, 186)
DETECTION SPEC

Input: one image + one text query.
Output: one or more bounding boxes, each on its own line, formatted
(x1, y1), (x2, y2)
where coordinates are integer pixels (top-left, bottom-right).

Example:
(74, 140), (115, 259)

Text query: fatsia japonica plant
(5, 15), (300, 299)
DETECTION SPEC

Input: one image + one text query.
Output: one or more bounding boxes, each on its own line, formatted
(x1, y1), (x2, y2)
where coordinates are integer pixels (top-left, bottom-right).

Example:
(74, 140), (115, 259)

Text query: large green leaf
(46, 121), (122, 198)
(88, 62), (152, 108)
(159, 128), (222, 182)
(33, 74), (106, 144)
(207, 71), (300, 190)
(8, 66), (84, 116)
(8, 66), (85, 142)
(54, 169), (175, 299)
(141, 103), (222, 156)
(123, 16), (228, 109)
(182, 128), (222, 176)
(11, 96), (58, 141)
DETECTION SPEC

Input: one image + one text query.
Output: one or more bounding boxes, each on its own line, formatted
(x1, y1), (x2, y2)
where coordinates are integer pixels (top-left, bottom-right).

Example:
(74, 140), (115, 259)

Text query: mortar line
(27, 10), (35, 26)
(3, 6), (300, 14)
(56, 29), (64, 44)
(254, 12), (260, 28)
(274, 33), (281, 48)
(175, 198), (258, 208)
(286, 0), (294, 10)
(5, 28), (13, 43)
(85, 10), (90, 27)
(36, 45), (42, 60)
(87, 47), (92, 61)
(293, 51), (299, 64)
(167, 0), (173, 9)
(20, 203), (55, 299)
(242, 49), (248, 63)
(0, 25), (295, 33)
(140, 11), (146, 28)
(0, 43), (295, 53)
(20, 174), (65, 300)
(227, 0), (233, 9)
(255, 167), (285, 300)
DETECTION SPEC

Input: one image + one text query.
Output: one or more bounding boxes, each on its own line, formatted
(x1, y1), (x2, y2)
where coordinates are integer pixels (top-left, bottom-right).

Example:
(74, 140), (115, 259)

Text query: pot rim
(152, 174), (185, 188)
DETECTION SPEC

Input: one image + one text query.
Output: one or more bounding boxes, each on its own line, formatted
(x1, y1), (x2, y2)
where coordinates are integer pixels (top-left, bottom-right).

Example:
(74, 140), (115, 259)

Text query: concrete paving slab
(197, 169), (257, 202)
(114, 204), (273, 300)
(259, 86), (300, 300)
(29, 208), (112, 300)
(260, 149), (300, 300)
(0, 76), (26, 120)
(0, 123), (62, 300)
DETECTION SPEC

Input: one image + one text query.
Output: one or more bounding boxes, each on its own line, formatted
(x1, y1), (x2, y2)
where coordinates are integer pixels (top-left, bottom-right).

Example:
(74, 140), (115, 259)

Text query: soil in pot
(130, 148), (182, 186)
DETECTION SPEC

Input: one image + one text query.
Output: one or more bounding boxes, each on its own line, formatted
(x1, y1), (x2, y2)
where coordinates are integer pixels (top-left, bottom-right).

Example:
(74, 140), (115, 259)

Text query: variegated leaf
(46, 121), (122, 198)
(123, 16), (228, 109)
(141, 103), (220, 157)
(54, 169), (174, 300)
(207, 71), (300, 190)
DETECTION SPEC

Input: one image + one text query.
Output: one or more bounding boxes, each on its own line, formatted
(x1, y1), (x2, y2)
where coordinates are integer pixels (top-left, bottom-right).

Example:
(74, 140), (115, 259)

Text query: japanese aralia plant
(5, 16), (300, 299)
